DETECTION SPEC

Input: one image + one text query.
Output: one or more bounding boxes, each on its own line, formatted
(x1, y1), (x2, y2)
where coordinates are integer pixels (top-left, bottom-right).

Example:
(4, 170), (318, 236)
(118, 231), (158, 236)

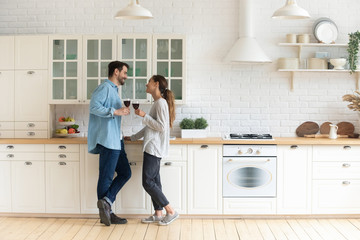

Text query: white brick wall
(2, 0), (360, 137)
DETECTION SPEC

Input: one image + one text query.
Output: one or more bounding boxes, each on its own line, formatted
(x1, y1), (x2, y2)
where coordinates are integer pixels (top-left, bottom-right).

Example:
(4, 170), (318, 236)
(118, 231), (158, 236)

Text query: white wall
(2, 0), (360, 137)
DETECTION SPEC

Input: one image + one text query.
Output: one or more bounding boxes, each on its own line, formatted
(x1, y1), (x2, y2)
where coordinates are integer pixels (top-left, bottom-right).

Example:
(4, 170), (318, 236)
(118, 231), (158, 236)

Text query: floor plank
(167, 218), (181, 240)
(36, 218), (68, 240)
(329, 219), (360, 240)
(245, 219), (263, 240)
(107, 222), (127, 240)
(277, 219), (300, 240)
(179, 219), (191, 240)
(131, 221), (149, 240)
(191, 219), (203, 240)
(296, 219), (324, 240)
(213, 219), (228, 240)
(203, 219), (216, 240)
(234, 219), (252, 240)
(143, 222), (159, 240)
(223, 219), (240, 240)
(72, 219), (98, 240)
(266, 219), (288, 240)
(286, 219), (311, 240)
(25, 218), (58, 240)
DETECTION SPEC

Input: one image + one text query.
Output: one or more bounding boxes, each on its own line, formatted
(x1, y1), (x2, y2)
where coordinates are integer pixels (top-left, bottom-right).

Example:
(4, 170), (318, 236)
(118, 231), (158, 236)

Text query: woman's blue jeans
(97, 140), (131, 204)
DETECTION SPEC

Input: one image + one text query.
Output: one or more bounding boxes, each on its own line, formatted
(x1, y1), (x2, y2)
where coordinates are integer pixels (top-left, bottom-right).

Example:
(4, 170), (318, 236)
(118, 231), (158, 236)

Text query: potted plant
(180, 117), (208, 138)
(347, 31), (360, 73)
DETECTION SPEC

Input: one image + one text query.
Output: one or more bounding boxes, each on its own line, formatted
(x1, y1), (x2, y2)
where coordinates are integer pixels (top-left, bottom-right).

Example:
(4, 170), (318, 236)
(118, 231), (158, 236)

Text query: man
(88, 61), (131, 226)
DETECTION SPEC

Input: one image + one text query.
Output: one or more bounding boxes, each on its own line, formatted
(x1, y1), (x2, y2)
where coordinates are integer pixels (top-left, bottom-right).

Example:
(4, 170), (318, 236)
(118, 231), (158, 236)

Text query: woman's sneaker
(158, 211), (179, 226)
(141, 214), (163, 223)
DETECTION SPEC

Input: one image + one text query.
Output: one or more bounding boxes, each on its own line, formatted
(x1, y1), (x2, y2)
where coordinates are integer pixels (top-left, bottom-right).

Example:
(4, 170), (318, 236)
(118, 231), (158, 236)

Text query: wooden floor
(1, 217), (360, 240)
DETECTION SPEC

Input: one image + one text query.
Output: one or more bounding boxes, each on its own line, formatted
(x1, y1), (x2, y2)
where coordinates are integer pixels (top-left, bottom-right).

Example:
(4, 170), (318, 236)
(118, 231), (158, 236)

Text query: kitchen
(1, 0), (360, 239)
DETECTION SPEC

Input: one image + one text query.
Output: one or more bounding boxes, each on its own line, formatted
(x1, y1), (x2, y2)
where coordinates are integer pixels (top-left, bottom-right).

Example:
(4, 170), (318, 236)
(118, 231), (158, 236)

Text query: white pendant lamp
(115, 0), (153, 20)
(272, 0), (310, 19)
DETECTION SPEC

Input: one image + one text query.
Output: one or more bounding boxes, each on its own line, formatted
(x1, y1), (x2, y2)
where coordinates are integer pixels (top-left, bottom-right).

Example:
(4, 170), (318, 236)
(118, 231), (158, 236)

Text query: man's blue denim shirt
(88, 79), (123, 154)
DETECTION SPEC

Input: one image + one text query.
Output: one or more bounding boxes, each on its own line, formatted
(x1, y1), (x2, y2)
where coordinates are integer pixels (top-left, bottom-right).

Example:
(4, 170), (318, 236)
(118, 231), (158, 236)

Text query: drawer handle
(25, 161), (32, 166)
(6, 145), (14, 150)
(342, 181), (351, 185)
(290, 145), (298, 149)
(27, 123), (35, 128)
(343, 146), (351, 150)
(164, 162), (172, 166)
(58, 162), (67, 166)
(58, 154), (67, 158)
(58, 145), (67, 150)
(200, 145), (208, 149)
(27, 71), (35, 74)
(7, 154), (14, 158)
(27, 132), (35, 136)
(342, 163), (351, 168)
(129, 162), (136, 166)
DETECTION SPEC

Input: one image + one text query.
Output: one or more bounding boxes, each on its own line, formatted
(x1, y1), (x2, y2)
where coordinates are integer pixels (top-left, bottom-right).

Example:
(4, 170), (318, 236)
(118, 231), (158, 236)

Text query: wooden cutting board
(304, 134), (349, 138)
(319, 122), (332, 134)
(337, 122), (355, 135)
(296, 121), (319, 137)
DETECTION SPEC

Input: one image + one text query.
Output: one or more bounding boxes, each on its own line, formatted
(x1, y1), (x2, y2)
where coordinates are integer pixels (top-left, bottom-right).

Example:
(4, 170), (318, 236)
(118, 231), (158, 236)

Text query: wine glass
(123, 99), (131, 107)
(132, 101), (139, 110)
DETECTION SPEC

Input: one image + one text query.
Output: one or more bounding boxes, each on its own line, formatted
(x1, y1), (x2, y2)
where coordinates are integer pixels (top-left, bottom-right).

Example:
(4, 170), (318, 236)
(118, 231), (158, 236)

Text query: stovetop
(223, 133), (273, 140)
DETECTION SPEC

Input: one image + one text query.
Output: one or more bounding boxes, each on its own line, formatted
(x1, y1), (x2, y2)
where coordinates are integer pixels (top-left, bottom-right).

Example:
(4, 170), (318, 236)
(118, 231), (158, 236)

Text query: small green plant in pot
(180, 117), (208, 138)
(347, 31), (360, 73)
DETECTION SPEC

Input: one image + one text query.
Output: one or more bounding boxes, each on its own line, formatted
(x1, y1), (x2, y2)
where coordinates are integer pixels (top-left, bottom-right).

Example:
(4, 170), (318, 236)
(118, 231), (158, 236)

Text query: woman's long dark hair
(152, 75), (175, 128)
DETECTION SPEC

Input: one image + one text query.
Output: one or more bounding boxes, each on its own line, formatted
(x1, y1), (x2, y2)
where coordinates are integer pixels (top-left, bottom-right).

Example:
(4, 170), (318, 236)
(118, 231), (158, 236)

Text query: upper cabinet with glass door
(49, 36), (82, 104)
(118, 35), (152, 103)
(83, 36), (116, 103)
(153, 35), (186, 104)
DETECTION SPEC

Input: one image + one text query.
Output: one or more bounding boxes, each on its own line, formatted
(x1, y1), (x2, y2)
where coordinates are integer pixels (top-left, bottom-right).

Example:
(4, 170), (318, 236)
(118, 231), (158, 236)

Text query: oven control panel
(223, 145), (277, 157)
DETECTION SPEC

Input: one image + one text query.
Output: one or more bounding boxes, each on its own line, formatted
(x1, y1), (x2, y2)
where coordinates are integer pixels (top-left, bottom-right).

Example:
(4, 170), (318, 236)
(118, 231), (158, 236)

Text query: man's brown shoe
(97, 199), (111, 226)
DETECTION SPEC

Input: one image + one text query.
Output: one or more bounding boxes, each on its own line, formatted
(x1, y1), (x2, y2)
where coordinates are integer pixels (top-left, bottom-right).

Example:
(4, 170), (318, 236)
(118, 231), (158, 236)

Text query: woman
(125, 75), (178, 226)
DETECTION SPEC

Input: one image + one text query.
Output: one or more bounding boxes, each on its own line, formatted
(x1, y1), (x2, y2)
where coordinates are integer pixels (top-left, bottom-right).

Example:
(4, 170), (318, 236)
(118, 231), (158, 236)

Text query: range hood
(224, 0), (271, 63)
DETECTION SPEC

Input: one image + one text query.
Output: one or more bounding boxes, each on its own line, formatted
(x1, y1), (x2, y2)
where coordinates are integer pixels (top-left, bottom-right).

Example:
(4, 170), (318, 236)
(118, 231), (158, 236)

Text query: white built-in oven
(223, 144), (277, 197)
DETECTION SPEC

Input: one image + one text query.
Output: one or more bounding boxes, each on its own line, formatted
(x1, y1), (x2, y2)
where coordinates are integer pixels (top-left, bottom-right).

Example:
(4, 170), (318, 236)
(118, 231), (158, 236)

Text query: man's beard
(118, 76), (125, 86)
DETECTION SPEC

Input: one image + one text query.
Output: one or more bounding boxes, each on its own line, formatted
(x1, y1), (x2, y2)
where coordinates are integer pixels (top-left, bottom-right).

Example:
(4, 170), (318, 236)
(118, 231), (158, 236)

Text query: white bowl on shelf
(330, 58), (346, 70)
(58, 121), (75, 126)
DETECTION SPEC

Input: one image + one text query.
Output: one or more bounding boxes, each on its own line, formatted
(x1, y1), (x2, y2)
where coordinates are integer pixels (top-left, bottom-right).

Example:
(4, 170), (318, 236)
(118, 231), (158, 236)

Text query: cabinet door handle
(27, 132), (35, 136)
(164, 162), (172, 166)
(25, 161), (32, 166)
(58, 145), (67, 149)
(58, 162), (67, 166)
(342, 181), (351, 185)
(27, 71), (35, 74)
(343, 146), (351, 150)
(6, 145), (14, 150)
(290, 145), (298, 149)
(342, 163), (351, 168)
(27, 123), (35, 128)
(7, 154), (14, 158)
(58, 154), (67, 158)
(129, 162), (136, 166)
(200, 145), (208, 149)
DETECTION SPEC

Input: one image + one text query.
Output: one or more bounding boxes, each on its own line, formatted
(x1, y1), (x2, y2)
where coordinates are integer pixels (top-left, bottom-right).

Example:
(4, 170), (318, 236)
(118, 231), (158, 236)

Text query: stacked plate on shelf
(312, 18), (338, 44)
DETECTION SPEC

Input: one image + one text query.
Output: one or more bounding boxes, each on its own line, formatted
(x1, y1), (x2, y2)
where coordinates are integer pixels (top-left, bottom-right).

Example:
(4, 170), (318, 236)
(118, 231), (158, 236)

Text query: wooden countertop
(0, 137), (360, 145)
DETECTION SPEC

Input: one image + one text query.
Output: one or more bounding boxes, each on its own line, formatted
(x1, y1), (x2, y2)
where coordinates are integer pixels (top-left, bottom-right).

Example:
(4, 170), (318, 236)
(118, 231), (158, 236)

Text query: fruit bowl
(330, 58), (346, 70)
(55, 133), (80, 138)
(58, 121), (75, 126)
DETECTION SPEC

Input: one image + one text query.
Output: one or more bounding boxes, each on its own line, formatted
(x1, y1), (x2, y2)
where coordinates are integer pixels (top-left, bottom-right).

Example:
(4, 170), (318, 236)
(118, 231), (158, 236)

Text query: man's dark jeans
(97, 140), (131, 204)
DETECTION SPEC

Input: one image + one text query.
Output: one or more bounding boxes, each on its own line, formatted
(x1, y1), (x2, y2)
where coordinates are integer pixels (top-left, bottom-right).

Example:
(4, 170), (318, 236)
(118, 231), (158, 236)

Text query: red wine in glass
(124, 99), (130, 107)
(132, 103), (140, 110)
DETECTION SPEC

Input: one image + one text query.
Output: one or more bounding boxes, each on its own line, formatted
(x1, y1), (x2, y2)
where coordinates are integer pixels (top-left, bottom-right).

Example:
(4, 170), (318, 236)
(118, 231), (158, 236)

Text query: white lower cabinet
(116, 161), (151, 214)
(0, 161), (11, 212)
(80, 144), (99, 214)
(312, 145), (360, 214)
(11, 154), (45, 213)
(45, 144), (80, 213)
(159, 162), (187, 214)
(312, 180), (360, 214)
(188, 144), (222, 214)
(45, 161), (80, 213)
(277, 145), (312, 214)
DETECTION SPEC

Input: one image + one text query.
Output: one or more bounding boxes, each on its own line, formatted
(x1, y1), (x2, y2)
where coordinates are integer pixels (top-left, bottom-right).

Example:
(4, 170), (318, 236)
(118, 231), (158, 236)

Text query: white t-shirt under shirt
(130, 98), (170, 158)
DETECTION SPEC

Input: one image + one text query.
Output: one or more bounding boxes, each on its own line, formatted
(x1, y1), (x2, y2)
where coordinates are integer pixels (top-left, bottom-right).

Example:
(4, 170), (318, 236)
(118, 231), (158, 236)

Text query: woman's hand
(135, 109), (146, 117)
(123, 136), (131, 141)
(114, 107), (130, 116)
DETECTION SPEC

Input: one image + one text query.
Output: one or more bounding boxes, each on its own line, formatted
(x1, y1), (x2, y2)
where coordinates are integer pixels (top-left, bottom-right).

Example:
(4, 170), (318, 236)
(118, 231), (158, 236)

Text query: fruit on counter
(56, 128), (68, 134)
(58, 116), (75, 122)
(68, 128), (75, 134)
(58, 117), (65, 122)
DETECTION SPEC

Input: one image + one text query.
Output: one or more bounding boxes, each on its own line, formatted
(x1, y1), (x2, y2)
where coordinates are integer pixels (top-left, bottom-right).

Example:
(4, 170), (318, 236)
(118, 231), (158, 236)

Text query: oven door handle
(226, 158), (272, 163)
